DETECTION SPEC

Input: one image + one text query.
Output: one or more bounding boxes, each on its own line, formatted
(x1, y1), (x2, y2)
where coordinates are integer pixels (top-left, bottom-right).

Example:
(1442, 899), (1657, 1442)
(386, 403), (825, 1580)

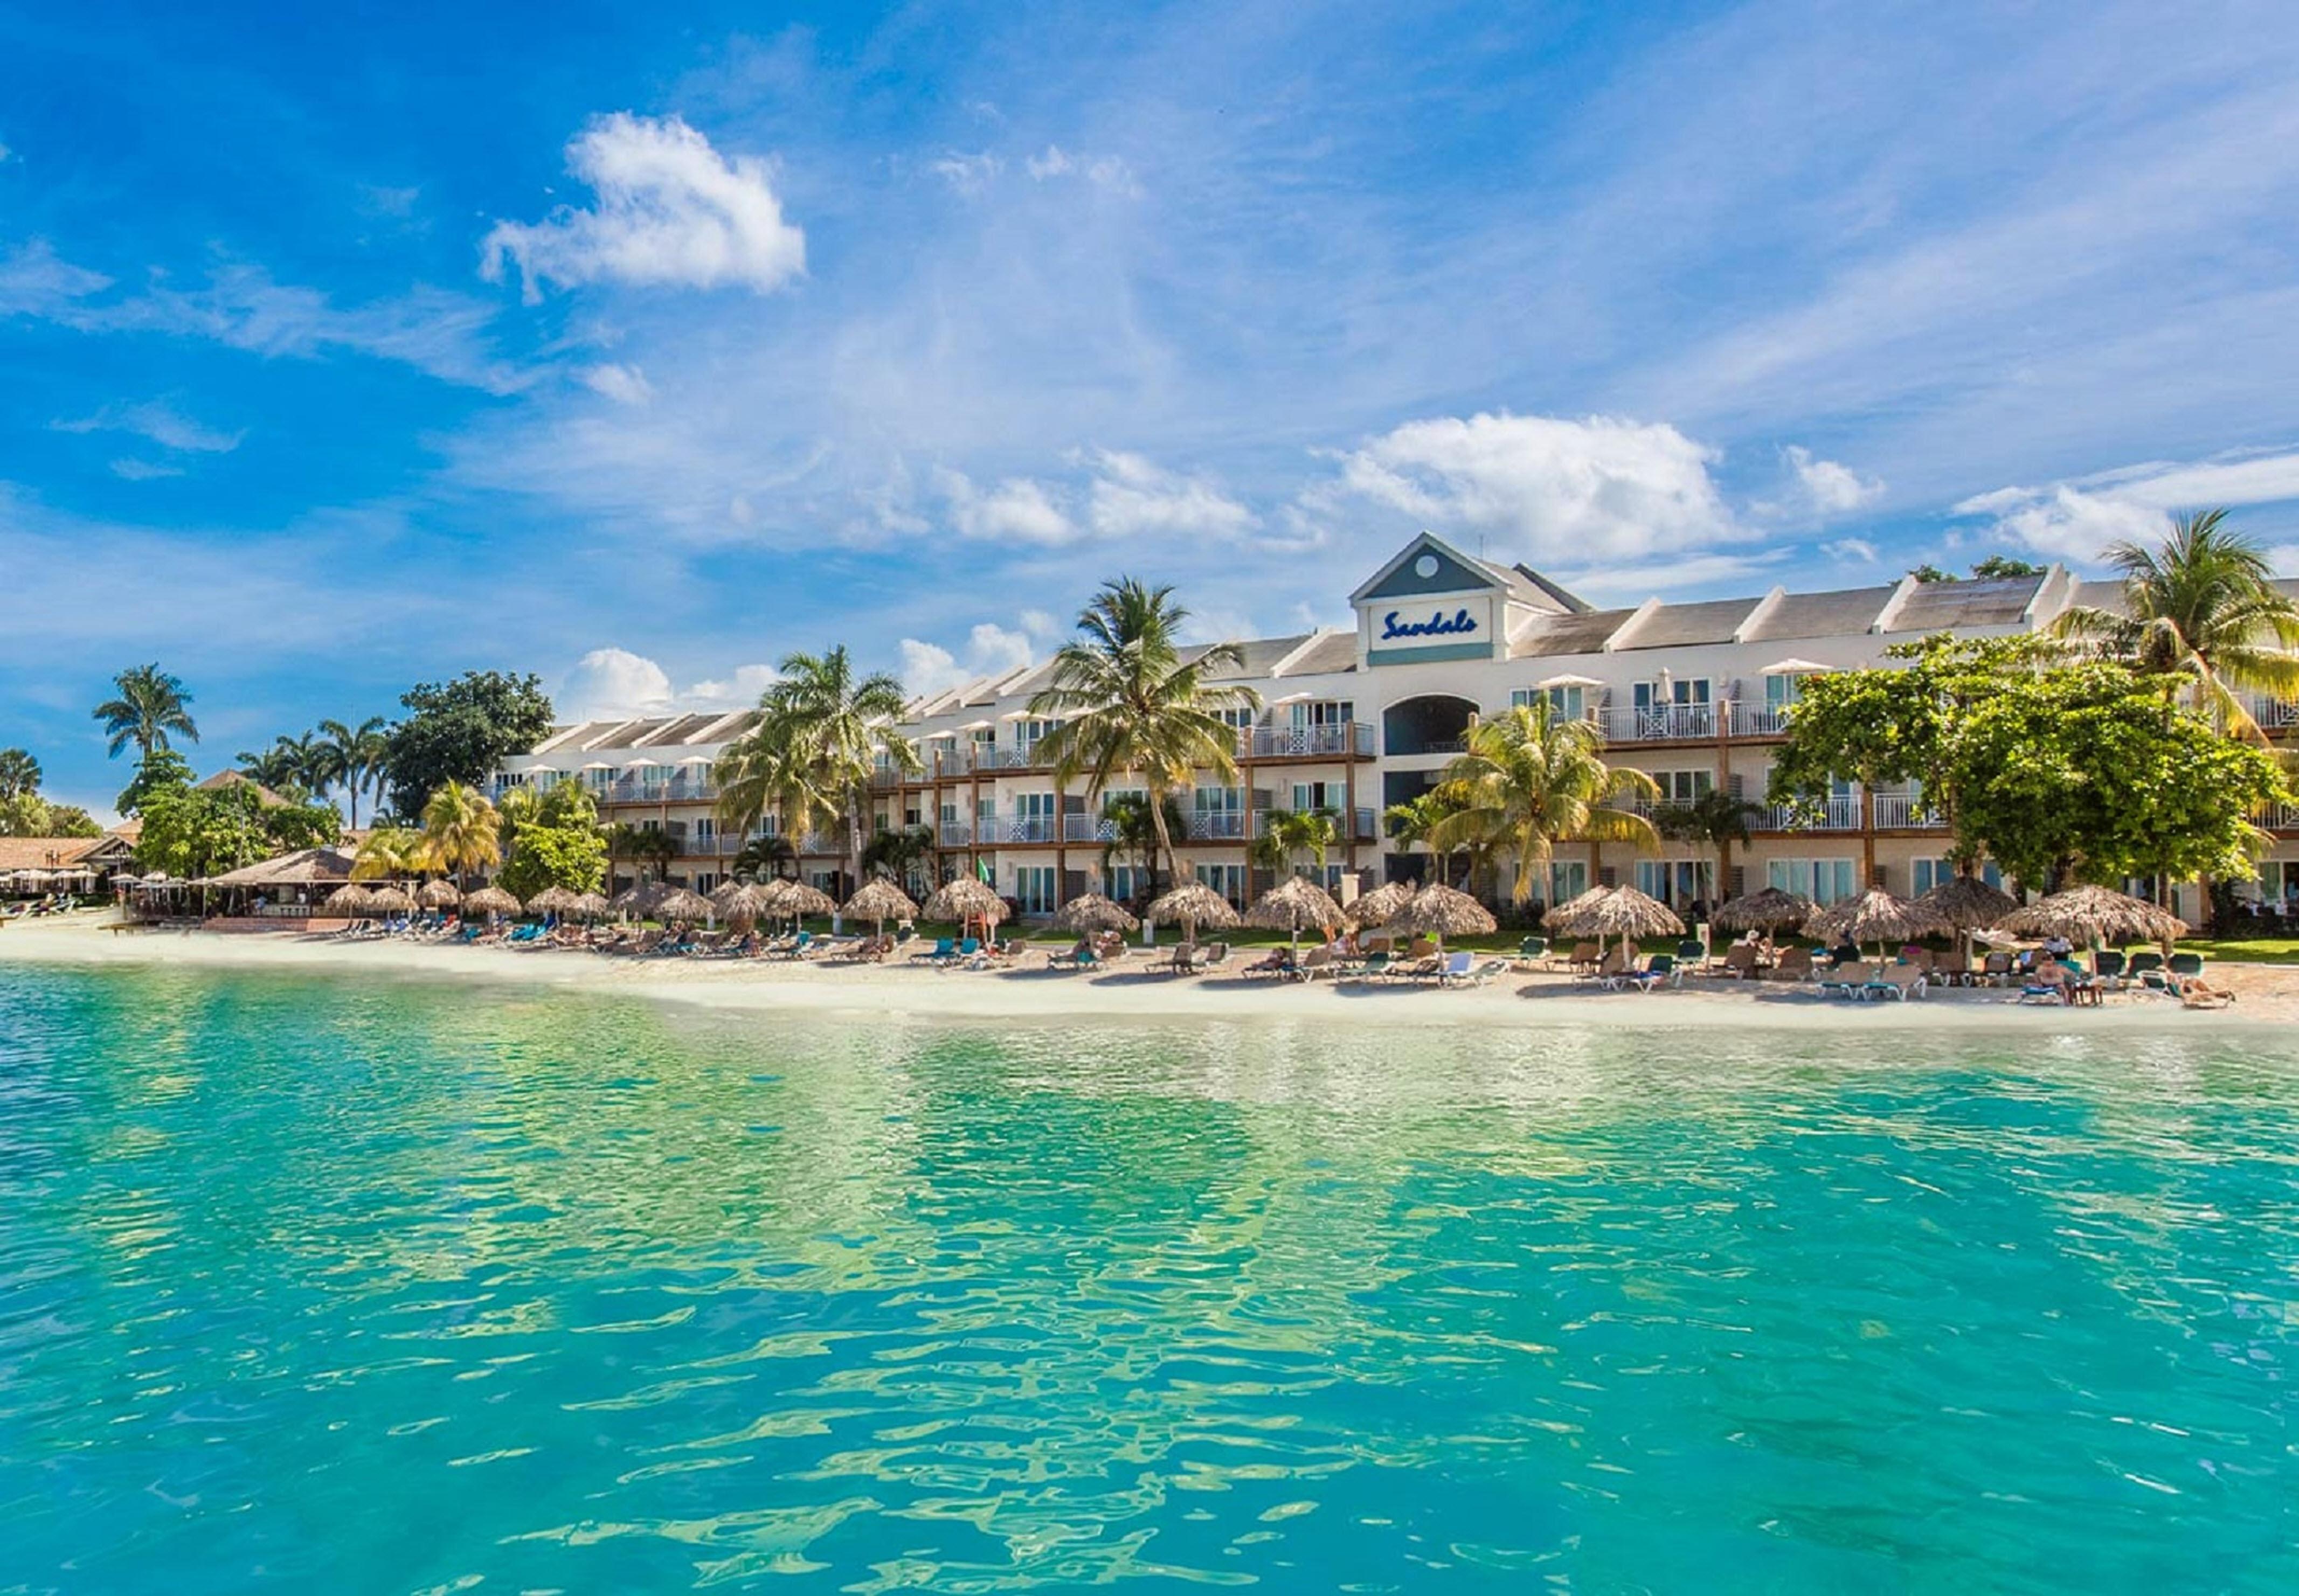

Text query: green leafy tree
(40, 803), (102, 838)
(1654, 786), (1762, 899)
(1908, 563), (1953, 584)
(1428, 701), (1661, 905)
(498, 817), (608, 900)
(94, 664), (200, 760)
(134, 783), (271, 880)
(1970, 554), (2046, 580)
(729, 832), (796, 882)
(603, 821), (678, 884)
(1029, 577), (1260, 896)
(264, 798), (345, 853)
(715, 646), (918, 899)
(1099, 792), (1186, 900)
(860, 823), (937, 887)
(382, 672), (554, 819)
(0, 748), (40, 801)
(1250, 807), (1338, 878)
(2049, 508), (2299, 740)
(115, 747), (196, 818)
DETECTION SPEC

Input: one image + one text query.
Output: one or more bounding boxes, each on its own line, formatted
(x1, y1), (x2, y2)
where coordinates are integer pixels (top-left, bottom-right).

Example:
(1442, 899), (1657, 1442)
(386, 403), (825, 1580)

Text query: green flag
(977, 858), (994, 885)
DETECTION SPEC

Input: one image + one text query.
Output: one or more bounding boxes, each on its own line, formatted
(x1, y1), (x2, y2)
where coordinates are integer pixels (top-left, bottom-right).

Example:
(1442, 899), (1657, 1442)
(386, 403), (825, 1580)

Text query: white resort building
(494, 532), (2299, 924)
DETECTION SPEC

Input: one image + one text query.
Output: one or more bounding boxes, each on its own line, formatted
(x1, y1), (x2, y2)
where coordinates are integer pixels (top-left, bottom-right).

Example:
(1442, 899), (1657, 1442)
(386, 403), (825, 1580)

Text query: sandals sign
(1379, 607), (1479, 641)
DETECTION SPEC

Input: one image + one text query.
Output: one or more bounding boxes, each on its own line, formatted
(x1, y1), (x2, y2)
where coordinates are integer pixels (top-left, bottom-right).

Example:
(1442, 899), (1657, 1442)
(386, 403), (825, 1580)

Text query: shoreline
(5, 913), (2293, 1033)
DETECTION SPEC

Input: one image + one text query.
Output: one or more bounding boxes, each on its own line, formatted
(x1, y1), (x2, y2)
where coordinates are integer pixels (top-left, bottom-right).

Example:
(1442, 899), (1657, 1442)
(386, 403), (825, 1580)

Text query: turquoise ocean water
(3, 963), (2296, 1593)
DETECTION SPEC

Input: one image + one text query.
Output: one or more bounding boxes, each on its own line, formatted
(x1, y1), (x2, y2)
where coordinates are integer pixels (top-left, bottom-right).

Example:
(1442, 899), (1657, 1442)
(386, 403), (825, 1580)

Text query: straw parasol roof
(527, 885), (579, 915)
(1919, 872), (2019, 931)
(843, 878), (919, 929)
(570, 891), (611, 920)
(1997, 885), (2188, 947)
(464, 885), (522, 917)
(1805, 887), (1948, 949)
(1389, 881), (1497, 943)
(323, 884), (377, 916)
(366, 885), (417, 914)
(714, 882), (776, 925)
(198, 845), (359, 889)
(1052, 892), (1140, 934)
(612, 880), (666, 914)
(764, 878), (839, 919)
(418, 879), (463, 909)
(1144, 880), (1241, 935)
(1710, 885), (1814, 933)
(1547, 885), (1687, 942)
(1245, 875), (1347, 942)
(1345, 878), (1417, 929)
(656, 888), (714, 922)
(923, 875), (1008, 926)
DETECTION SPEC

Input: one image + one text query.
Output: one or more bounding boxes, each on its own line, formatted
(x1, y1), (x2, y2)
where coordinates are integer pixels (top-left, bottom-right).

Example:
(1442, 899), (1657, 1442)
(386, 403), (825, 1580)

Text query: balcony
(2248, 696), (2299, 732)
(1253, 807), (1382, 842)
(1871, 792), (1947, 830)
(1063, 814), (1119, 844)
(978, 815), (1059, 845)
(938, 821), (973, 848)
(2266, 804), (2299, 831)
(1185, 810), (1249, 841)
(1246, 723), (1376, 760)
(1604, 703), (1718, 743)
(1730, 704), (1794, 738)
(606, 774), (718, 805)
(1754, 797), (1861, 832)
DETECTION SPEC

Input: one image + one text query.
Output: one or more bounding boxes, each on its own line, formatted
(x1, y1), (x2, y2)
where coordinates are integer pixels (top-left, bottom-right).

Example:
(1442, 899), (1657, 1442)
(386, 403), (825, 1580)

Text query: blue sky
(6, 0), (2299, 814)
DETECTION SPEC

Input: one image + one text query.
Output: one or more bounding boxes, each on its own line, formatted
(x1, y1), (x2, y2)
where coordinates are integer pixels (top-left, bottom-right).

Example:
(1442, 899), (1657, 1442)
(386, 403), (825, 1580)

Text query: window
(695, 817), (715, 842)
(1013, 866), (1057, 914)
(1194, 786), (1244, 814)
(1656, 770), (1714, 805)
(1513, 685), (1586, 721)
(1547, 860), (1588, 905)
(1910, 857), (2002, 894)
(1637, 860), (1715, 906)
(1016, 792), (1056, 820)
(1765, 673), (1804, 710)
(1101, 787), (1145, 814)
(1104, 865), (1145, 903)
(1291, 781), (1344, 813)
(976, 795), (996, 821)
(1635, 678), (1711, 710)
(1769, 858), (1858, 905)
(1291, 699), (1355, 728)
(1193, 862), (1248, 907)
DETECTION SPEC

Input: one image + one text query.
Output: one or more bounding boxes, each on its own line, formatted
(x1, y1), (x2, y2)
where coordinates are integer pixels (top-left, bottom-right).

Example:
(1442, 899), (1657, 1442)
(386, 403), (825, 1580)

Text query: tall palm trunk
(1147, 783), (1177, 898)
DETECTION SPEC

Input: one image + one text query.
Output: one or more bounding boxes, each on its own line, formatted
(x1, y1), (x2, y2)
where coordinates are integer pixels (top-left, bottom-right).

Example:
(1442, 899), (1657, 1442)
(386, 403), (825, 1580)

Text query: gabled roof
(1882, 573), (2052, 633)
(0, 836), (109, 871)
(198, 771), (289, 807)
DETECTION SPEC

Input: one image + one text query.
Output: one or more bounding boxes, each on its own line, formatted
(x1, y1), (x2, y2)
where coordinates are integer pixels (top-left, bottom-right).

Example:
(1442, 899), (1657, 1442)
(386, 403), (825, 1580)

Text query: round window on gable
(1413, 554), (1439, 578)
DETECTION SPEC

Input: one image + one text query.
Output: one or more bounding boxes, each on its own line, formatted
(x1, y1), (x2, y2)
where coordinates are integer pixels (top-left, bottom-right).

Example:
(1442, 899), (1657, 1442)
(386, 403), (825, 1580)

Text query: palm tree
(420, 780), (501, 887)
(1383, 789), (1469, 885)
(860, 823), (937, 890)
(1654, 787), (1761, 905)
(1099, 792), (1185, 903)
(240, 732), (322, 799)
(1251, 806), (1338, 880)
(715, 646), (918, 900)
(315, 717), (391, 828)
(352, 825), (432, 881)
(1029, 578), (1261, 895)
(1427, 700), (1662, 906)
(94, 664), (199, 760)
(604, 821), (679, 886)
(0, 748), (40, 801)
(2051, 508), (2299, 740)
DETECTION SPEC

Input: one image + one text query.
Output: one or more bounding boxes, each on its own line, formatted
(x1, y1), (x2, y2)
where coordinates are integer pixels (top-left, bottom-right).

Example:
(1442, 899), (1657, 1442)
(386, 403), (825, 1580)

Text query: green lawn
(2183, 935), (2299, 966)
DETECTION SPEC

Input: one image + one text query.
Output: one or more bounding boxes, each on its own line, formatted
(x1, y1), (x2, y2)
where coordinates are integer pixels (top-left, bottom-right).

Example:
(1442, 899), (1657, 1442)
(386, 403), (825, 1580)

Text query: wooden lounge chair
(1563, 941), (1601, 975)
(1817, 960), (1872, 998)
(1868, 964), (1926, 1001)
(1578, 945), (1630, 984)
(1769, 947), (1814, 982)
(1718, 944), (1761, 980)
(1289, 945), (1337, 982)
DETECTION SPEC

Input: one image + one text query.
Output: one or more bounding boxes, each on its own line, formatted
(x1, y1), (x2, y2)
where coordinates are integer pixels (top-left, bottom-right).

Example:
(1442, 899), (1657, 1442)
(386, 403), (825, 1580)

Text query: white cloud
(898, 614), (1063, 695)
(1024, 145), (1140, 195)
(2268, 544), (2299, 576)
(1954, 446), (2299, 565)
(482, 113), (806, 301)
(109, 458), (184, 481)
(1317, 411), (1743, 561)
(1084, 449), (1257, 540)
(56, 400), (243, 454)
(938, 468), (1076, 544)
(1822, 537), (1880, 564)
(1555, 549), (1787, 601)
(581, 363), (654, 405)
(1784, 445), (1881, 513)
(558, 647), (779, 719)
(930, 150), (1003, 195)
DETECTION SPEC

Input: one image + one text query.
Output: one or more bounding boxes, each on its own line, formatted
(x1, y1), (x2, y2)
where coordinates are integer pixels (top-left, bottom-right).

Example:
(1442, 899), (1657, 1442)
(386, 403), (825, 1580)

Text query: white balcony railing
(1730, 704), (1793, 738)
(1186, 810), (1249, 841)
(1755, 797), (1861, 832)
(979, 816), (1058, 844)
(1871, 792), (1947, 830)
(1604, 703), (1718, 742)
(1247, 723), (1376, 759)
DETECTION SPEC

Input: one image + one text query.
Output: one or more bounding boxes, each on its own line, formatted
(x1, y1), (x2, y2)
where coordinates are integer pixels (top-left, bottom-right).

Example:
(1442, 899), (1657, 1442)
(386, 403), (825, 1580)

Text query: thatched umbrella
(1052, 892), (1139, 934)
(367, 885), (417, 917)
(1245, 875), (1347, 950)
(923, 876), (1008, 938)
(1346, 878), (1417, 930)
(1805, 887), (1949, 958)
(1919, 872), (2019, 974)
(656, 888), (714, 924)
(528, 885), (580, 918)
(464, 885), (522, 919)
(1711, 885), (1815, 934)
(612, 880), (665, 916)
(1998, 885), (2188, 952)
(1549, 885), (1686, 964)
(714, 882), (776, 928)
(1386, 881), (1497, 954)
(1144, 880), (1241, 943)
(570, 891), (611, 921)
(418, 879), (462, 910)
(324, 884), (377, 918)
(843, 878), (919, 936)
(766, 879), (839, 921)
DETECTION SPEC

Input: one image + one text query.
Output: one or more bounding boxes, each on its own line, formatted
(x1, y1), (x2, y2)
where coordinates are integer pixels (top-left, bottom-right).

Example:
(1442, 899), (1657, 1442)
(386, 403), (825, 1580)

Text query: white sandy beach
(4, 911), (2291, 1032)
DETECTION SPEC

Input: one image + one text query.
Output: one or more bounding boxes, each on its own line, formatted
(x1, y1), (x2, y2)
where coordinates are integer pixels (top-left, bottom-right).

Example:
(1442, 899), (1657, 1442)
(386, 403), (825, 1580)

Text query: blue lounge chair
(1624, 953), (1680, 992)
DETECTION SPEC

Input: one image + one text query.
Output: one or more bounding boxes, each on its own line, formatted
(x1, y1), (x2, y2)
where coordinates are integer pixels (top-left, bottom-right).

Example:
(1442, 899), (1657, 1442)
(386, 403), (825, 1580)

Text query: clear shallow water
(3, 968), (2297, 1594)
